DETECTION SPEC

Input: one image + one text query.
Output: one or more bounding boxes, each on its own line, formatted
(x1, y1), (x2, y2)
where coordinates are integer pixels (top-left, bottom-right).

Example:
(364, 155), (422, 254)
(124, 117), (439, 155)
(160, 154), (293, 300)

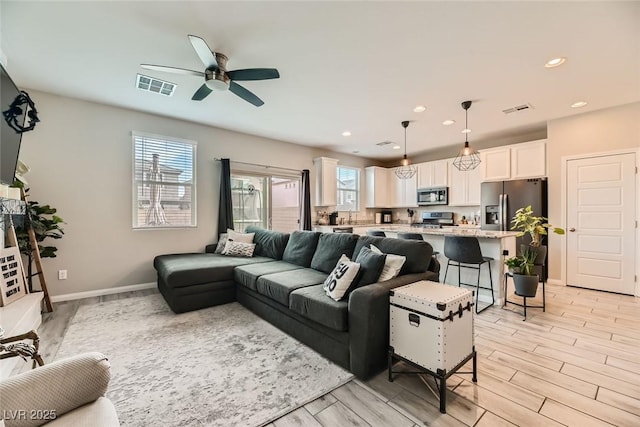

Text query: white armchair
(0, 352), (119, 427)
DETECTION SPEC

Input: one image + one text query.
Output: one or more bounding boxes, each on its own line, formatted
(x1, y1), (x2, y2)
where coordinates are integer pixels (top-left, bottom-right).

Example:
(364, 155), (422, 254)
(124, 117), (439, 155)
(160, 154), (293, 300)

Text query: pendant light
(395, 120), (417, 179)
(453, 100), (481, 171)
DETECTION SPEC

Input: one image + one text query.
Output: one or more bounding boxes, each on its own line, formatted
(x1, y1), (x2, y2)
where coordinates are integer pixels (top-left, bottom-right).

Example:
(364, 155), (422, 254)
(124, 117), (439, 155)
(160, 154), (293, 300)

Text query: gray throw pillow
(282, 231), (321, 267)
(354, 246), (386, 287)
(310, 233), (359, 274)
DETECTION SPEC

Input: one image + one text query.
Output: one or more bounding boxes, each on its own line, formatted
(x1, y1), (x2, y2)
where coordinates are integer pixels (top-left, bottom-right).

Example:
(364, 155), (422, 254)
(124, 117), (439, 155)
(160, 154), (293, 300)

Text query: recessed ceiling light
(392, 145), (401, 150)
(442, 120), (455, 126)
(545, 57), (566, 68)
(571, 101), (588, 108)
(461, 128), (471, 134)
(413, 105), (426, 113)
(352, 150), (359, 154)
(342, 131), (351, 137)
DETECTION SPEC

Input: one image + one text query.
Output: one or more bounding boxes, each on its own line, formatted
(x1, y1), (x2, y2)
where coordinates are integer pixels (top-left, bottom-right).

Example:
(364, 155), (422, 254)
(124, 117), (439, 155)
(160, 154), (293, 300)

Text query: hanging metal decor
(395, 120), (417, 179)
(453, 100), (481, 171)
(2, 91), (40, 133)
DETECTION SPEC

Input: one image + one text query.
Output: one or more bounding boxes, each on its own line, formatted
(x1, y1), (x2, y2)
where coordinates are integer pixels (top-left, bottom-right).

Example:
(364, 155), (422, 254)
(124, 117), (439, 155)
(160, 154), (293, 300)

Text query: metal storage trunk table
(389, 280), (477, 414)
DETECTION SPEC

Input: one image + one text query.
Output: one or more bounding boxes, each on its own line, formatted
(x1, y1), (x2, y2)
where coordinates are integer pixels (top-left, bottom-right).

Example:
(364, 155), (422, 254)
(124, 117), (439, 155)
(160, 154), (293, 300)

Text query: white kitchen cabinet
(448, 159), (481, 206)
(389, 170), (418, 207)
(480, 148), (511, 182)
(417, 160), (448, 188)
(313, 157), (338, 206)
(480, 140), (546, 181)
(511, 140), (546, 179)
(365, 166), (389, 208)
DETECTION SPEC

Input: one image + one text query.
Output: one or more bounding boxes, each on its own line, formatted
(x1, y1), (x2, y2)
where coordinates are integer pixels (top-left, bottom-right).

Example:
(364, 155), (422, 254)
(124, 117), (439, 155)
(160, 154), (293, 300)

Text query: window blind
(132, 132), (197, 228)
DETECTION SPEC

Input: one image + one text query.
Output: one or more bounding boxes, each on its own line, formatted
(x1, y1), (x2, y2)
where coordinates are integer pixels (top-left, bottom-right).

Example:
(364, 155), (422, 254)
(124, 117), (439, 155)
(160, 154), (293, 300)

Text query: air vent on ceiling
(376, 141), (393, 146)
(136, 74), (176, 96)
(502, 103), (534, 114)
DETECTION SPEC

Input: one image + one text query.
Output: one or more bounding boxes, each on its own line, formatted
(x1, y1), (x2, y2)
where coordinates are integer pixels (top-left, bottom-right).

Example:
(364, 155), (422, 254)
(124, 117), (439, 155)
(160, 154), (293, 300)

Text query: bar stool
(504, 245), (547, 320)
(397, 232), (440, 263)
(443, 236), (494, 314)
(367, 230), (387, 237)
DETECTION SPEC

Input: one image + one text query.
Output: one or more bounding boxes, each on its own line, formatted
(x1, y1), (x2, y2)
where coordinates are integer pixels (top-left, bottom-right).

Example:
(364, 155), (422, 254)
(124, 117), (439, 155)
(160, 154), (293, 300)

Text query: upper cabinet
(389, 170), (418, 207)
(417, 160), (448, 188)
(365, 166), (389, 208)
(448, 159), (481, 206)
(480, 148), (511, 181)
(480, 140), (547, 181)
(313, 157), (338, 206)
(510, 140), (547, 179)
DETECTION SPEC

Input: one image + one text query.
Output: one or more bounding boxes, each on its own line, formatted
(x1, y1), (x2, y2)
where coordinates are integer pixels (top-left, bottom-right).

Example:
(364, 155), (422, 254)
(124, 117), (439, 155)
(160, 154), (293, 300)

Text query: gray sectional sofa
(154, 227), (439, 379)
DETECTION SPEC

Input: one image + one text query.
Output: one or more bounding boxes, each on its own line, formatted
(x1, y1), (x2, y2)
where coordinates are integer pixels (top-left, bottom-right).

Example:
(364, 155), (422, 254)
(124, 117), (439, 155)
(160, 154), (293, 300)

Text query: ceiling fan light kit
(141, 35), (279, 107)
(395, 120), (417, 179)
(453, 100), (481, 171)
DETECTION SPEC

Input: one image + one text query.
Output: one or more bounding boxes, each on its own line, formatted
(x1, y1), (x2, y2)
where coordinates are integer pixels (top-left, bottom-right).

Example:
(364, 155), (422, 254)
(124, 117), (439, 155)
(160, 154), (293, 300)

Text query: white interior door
(566, 153), (636, 294)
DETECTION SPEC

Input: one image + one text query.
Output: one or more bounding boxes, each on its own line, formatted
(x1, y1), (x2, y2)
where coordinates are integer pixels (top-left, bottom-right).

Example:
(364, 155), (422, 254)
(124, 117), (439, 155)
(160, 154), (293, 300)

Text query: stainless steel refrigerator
(481, 178), (548, 278)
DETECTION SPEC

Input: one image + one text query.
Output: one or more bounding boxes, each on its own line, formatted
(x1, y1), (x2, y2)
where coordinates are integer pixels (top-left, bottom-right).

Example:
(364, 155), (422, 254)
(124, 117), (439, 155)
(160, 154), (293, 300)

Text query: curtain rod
(213, 158), (302, 173)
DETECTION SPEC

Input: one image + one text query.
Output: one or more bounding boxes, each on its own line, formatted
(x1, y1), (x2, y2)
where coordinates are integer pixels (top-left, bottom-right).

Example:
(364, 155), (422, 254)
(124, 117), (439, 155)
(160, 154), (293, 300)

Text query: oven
(412, 212), (454, 228)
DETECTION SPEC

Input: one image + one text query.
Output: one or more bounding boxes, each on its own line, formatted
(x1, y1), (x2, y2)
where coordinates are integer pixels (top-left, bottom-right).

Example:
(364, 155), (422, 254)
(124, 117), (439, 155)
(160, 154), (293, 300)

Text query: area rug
(56, 294), (353, 426)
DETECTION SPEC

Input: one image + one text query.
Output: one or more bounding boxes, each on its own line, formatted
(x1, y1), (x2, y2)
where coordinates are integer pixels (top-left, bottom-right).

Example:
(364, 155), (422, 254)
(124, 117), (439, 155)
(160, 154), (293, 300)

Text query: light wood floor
(25, 284), (640, 426)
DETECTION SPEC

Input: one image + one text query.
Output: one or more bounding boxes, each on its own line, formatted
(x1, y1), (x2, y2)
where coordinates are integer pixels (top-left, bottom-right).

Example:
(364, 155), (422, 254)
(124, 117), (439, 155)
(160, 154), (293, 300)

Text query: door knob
(569, 227), (576, 232)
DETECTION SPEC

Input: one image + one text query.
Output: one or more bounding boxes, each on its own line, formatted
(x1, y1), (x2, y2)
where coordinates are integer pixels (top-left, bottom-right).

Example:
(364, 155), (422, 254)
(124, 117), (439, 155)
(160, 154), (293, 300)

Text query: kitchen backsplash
(389, 206), (481, 225)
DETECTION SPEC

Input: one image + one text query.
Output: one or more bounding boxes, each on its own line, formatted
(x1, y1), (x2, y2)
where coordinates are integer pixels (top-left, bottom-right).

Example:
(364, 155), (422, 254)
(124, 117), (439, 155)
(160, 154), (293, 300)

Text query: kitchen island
(383, 226), (517, 306)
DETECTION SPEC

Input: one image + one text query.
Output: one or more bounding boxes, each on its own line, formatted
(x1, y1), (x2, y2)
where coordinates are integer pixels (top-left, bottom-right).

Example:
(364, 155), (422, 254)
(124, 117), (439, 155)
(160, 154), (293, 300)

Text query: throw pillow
(354, 246), (386, 287)
(370, 244), (406, 281)
(222, 240), (256, 257)
(214, 233), (228, 254)
(227, 229), (255, 244)
(323, 255), (360, 301)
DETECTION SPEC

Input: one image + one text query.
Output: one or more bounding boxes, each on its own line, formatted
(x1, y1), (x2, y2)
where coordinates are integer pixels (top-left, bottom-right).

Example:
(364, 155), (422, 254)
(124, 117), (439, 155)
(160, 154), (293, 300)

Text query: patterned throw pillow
(214, 233), (228, 254)
(323, 255), (360, 301)
(370, 244), (406, 281)
(222, 240), (256, 257)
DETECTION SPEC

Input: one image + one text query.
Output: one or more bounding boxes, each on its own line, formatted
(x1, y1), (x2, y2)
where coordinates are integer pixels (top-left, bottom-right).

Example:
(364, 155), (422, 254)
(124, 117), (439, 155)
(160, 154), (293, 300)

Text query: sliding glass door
(231, 173), (300, 233)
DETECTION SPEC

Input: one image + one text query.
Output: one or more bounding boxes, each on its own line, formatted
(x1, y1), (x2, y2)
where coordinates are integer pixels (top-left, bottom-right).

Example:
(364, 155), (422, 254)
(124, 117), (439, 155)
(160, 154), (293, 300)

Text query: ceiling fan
(141, 35), (279, 107)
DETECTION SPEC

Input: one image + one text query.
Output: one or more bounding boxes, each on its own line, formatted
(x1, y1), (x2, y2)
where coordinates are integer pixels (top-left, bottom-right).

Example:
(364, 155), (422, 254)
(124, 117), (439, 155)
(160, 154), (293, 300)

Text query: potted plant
(504, 256), (525, 275)
(508, 205), (564, 297)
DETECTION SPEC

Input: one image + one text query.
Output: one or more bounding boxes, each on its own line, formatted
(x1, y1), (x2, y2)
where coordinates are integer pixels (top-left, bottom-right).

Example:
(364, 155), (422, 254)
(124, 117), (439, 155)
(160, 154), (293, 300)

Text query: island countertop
(373, 226), (519, 239)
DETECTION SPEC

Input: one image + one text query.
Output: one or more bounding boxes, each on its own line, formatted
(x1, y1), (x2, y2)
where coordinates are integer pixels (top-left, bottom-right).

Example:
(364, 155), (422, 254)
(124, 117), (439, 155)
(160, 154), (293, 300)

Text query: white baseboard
(50, 282), (156, 303)
(547, 278), (564, 286)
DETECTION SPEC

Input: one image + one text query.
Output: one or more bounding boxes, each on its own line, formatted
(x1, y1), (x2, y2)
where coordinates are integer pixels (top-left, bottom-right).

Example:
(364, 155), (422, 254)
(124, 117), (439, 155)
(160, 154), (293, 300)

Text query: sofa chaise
(154, 227), (439, 379)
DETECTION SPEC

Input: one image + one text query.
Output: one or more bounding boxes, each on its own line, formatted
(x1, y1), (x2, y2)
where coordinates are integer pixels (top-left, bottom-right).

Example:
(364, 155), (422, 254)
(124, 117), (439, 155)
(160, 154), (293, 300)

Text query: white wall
(18, 90), (375, 296)
(546, 102), (640, 281)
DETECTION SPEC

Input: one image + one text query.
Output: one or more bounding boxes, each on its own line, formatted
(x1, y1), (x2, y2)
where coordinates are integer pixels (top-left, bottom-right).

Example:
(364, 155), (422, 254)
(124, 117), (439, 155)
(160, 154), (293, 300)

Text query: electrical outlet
(58, 270), (67, 280)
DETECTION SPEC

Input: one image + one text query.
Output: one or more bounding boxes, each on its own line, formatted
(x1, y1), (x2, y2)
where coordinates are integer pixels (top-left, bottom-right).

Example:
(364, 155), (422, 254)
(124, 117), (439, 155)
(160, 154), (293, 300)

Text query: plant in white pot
(507, 205), (564, 297)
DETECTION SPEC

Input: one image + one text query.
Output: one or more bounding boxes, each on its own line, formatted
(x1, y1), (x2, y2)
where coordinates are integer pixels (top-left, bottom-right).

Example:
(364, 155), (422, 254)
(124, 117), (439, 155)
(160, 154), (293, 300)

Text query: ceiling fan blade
(229, 81), (264, 107)
(192, 84), (213, 101)
(188, 35), (218, 69)
(141, 64), (204, 77)
(226, 68), (280, 81)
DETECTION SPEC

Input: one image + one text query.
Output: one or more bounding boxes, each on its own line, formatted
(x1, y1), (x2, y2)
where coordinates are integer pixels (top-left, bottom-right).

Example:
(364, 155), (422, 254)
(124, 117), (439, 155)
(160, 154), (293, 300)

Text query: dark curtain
(300, 169), (312, 230)
(218, 158), (234, 232)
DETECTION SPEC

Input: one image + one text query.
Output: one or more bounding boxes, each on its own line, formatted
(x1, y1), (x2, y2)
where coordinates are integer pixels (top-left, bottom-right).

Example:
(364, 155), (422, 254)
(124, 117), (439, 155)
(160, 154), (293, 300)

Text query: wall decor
(0, 246), (27, 306)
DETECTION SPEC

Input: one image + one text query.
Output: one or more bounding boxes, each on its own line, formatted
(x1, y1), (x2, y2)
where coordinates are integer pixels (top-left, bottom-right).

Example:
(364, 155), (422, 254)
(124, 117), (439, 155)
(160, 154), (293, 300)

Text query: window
(231, 172), (301, 233)
(336, 166), (360, 211)
(132, 132), (196, 228)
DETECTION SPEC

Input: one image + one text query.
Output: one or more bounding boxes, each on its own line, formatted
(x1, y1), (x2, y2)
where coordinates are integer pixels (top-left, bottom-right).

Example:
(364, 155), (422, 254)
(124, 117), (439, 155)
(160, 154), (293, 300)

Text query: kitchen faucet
(348, 210), (352, 225)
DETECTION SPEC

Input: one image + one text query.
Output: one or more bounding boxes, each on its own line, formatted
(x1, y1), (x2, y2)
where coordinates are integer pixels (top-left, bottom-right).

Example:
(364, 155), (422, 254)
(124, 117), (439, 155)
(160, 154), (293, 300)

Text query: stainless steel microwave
(417, 187), (448, 206)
